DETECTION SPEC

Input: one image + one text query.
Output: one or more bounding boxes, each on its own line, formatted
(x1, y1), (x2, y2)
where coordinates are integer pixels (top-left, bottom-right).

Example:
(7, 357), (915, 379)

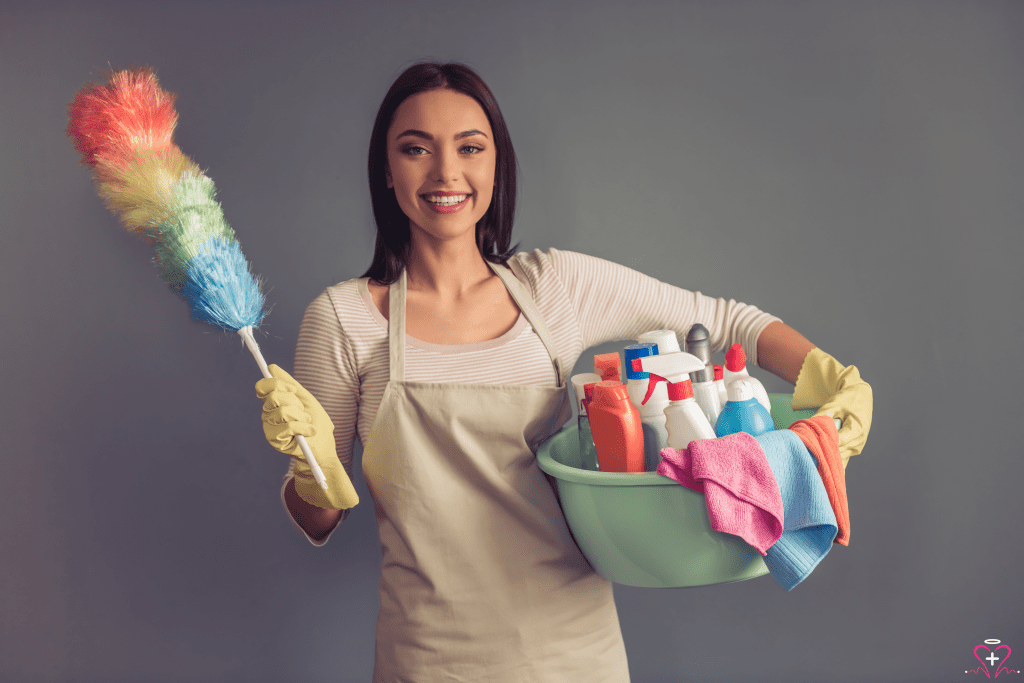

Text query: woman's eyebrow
(395, 129), (489, 141)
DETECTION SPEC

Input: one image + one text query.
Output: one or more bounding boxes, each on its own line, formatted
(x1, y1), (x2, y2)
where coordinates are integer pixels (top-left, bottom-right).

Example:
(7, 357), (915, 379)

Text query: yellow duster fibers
(96, 147), (201, 235)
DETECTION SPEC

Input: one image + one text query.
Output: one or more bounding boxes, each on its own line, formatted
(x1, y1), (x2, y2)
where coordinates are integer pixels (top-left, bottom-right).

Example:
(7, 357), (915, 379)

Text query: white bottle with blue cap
(624, 343), (668, 472)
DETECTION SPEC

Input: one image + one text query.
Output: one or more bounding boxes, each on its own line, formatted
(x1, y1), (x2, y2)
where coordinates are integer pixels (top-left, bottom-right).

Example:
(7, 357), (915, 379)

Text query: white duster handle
(238, 326), (329, 491)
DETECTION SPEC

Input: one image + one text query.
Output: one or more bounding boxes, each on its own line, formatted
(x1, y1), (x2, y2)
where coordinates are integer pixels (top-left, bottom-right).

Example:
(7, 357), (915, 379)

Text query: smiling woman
(386, 89), (497, 261)
(253, 61), (871, 682)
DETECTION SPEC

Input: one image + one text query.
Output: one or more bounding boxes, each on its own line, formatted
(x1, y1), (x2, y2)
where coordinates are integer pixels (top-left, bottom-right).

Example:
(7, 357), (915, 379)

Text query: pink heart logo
(974, 644), (1014, 678)
(975, 645), (994, 678)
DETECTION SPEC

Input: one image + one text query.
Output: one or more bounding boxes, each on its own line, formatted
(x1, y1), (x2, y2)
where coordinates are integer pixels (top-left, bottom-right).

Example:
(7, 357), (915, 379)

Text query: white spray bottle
(624, 343), (667, 471)
(632, 352), (717, 452)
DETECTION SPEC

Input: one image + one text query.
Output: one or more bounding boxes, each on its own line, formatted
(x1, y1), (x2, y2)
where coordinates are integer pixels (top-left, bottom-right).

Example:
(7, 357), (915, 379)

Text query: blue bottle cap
(623, 343), (657, 380)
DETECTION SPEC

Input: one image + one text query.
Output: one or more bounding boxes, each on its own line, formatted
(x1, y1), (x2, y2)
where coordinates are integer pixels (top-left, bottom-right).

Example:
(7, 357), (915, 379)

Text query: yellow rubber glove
(792, 348), (873, 468)
(256, 364), (359, 510)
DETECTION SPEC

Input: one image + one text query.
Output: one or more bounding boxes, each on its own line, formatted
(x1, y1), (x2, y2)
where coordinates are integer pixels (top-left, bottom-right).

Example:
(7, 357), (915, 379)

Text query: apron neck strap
(387, 261), (567, 385)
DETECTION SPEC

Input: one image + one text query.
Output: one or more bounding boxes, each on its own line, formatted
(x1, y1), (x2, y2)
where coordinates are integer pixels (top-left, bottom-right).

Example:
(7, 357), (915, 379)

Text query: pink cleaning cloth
(657, 432), (784, 555)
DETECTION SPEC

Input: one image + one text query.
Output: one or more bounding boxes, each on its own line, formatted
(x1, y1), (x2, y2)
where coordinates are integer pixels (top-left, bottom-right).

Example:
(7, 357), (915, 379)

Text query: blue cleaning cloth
(754, 430), (838, 590)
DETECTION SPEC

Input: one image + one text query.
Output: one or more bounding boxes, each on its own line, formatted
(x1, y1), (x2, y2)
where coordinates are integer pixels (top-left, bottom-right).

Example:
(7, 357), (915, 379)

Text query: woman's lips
(421, 192), (470, 214)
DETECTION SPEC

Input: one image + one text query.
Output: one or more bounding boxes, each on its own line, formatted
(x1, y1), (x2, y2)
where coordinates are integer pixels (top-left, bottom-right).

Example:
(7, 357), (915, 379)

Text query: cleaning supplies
(715, 380), (774, 438)
(588, 380), (645, 473)
(724, 343), (771, 413)
(67, 70), (339, 497)
(624, 343), (669, 471)
(633, 352), (716, 451)
(571, 373), (602, 471)
(594, 353), (622, 382)
(684, 323), (721, 429)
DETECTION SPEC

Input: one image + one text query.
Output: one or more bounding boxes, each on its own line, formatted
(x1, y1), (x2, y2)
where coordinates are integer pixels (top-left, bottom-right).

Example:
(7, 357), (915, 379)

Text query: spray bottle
(624, 343), (669, 471)
(724, 343), (771, 413)
(588, 380), (645, 473)
(594, 352), (622, 383)
(632, 352), (716, 451)
(684, 323), (722, 429)
(571, 373), (602, 471)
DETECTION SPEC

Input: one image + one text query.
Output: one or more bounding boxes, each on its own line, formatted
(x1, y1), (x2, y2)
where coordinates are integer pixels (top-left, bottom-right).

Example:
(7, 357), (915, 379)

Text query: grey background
(2, 1), (1021, 681)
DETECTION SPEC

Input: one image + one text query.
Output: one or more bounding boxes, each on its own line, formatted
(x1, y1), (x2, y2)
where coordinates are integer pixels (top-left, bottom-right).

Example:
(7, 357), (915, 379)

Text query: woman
(257, 62), (870, 682)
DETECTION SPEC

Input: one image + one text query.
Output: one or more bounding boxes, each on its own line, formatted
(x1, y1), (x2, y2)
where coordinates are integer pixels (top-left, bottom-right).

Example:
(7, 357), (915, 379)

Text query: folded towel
(755, 430), (838, 590)
(789, 416), (850, 546)
(657, 433), (783, 556)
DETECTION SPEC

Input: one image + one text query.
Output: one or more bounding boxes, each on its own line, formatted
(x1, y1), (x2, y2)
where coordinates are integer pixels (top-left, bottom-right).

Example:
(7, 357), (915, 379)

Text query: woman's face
(386, 88), (496, 247)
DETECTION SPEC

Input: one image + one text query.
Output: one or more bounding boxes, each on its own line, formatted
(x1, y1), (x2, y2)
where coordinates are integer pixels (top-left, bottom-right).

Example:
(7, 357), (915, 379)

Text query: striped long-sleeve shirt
(285, 247), (781, 544)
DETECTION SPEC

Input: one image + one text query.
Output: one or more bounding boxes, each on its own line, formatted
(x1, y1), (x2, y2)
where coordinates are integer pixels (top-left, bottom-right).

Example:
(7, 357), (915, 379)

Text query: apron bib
(361, 262), (630, 682)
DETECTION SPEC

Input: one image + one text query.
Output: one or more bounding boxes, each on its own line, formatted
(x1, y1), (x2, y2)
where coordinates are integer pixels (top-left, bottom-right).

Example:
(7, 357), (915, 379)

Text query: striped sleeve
(544, 248), (781, 367)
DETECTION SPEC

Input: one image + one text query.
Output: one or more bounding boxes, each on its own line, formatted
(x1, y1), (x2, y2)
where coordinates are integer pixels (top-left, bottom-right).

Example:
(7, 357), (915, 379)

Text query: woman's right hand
(256, 364), (359, 510)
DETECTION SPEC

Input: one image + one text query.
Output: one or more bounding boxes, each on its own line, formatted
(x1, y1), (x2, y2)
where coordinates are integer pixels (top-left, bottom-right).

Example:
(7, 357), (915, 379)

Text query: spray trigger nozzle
(642, 373), (668, 405)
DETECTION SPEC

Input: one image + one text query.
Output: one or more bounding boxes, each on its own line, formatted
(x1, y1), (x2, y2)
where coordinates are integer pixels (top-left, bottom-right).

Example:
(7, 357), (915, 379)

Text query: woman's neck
(405, 231), (495, 297)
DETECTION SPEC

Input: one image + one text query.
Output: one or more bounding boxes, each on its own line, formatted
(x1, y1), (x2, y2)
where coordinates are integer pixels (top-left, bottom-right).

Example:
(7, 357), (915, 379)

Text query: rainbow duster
(68, 68), (328, 490)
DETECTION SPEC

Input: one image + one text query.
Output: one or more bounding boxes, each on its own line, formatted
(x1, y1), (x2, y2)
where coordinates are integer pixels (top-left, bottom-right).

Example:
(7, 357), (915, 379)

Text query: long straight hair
(362, 62), (519, 285)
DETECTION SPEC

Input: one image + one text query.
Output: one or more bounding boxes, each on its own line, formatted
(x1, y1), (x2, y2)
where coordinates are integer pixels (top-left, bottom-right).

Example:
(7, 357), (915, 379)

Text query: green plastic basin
(536, 392), (815, 588)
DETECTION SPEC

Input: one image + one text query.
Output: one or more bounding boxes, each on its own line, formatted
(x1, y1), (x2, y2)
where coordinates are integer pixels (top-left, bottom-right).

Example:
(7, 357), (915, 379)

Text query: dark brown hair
(362, 62), (519, 285)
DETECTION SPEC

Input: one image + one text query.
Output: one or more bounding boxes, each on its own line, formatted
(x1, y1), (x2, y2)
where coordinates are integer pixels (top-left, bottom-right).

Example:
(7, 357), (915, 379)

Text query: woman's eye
(462, 145), (484, 154)
(403, 146), (428, 155)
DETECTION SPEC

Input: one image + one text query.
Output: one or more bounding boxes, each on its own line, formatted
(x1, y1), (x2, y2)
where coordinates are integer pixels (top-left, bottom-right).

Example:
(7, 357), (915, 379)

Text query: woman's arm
(755, 320), (816, 385)
(283, 478), (345, 542)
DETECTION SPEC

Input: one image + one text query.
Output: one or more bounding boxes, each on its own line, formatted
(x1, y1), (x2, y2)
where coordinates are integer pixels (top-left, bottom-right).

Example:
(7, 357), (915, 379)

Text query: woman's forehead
(389, 89), (492, 138)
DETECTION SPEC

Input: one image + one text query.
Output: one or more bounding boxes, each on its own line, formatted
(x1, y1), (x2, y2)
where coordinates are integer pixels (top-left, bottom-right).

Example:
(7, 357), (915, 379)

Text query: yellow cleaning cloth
(256, 364), (359, 510)
(792, 348), (873, 467)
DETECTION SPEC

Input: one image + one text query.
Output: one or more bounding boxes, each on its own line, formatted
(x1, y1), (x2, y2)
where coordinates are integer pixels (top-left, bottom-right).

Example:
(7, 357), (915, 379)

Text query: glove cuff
(793, 347), (841, 409)
(293, 462), (360, 510)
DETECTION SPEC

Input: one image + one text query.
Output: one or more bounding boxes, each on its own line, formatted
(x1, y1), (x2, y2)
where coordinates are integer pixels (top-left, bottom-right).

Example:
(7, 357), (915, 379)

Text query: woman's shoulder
(302, 277), (383, 333)
(509, 247), (623, 288)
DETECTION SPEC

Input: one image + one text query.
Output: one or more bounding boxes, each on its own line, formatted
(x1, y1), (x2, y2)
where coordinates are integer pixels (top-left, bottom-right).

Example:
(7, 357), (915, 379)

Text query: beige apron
(361, 262), (630, 682)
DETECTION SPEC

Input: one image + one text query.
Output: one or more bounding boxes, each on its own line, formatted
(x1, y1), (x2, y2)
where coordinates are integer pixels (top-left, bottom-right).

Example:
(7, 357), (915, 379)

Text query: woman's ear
(386, 167), (393, 189)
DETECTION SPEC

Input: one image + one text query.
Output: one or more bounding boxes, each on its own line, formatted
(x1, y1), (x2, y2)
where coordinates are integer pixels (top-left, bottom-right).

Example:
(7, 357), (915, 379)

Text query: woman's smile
(421, 191), (472, 213)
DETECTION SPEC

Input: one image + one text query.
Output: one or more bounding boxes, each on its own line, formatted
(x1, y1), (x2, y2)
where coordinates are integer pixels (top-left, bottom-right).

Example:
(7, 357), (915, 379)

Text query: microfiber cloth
(789, 416), (850, 546)
(657, 433), (783, 556)
(754, 430), (838, 590)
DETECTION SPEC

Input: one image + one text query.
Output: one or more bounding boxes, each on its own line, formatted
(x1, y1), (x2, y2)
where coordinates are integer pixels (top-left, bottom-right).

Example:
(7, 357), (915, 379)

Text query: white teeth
(425, 194), (468, 206)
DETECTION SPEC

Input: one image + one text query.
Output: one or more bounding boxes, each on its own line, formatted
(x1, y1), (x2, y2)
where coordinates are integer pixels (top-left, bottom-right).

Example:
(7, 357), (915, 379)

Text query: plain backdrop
(2, 2), (1021, 682)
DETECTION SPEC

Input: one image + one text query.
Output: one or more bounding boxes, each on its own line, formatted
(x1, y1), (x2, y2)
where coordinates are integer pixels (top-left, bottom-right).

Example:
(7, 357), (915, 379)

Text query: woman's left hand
(792, 348), (873, 467)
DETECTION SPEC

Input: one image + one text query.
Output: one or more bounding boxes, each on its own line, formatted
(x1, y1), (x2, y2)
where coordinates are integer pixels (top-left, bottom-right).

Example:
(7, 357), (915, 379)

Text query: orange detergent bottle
(588, 380), (645, 473)
(594, 352), (622, 382)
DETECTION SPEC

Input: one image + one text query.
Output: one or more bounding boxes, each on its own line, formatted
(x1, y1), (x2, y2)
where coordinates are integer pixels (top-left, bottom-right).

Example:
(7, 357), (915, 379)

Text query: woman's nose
(432, 148), (459, 183)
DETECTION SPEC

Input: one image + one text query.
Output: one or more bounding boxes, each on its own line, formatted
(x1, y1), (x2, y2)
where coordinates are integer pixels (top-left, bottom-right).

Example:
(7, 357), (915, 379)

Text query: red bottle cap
(725, 343), (747, 372)
(714, 364), (724, 381)
(592, 380), (628, 406)
(667, 379), (693, 401)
